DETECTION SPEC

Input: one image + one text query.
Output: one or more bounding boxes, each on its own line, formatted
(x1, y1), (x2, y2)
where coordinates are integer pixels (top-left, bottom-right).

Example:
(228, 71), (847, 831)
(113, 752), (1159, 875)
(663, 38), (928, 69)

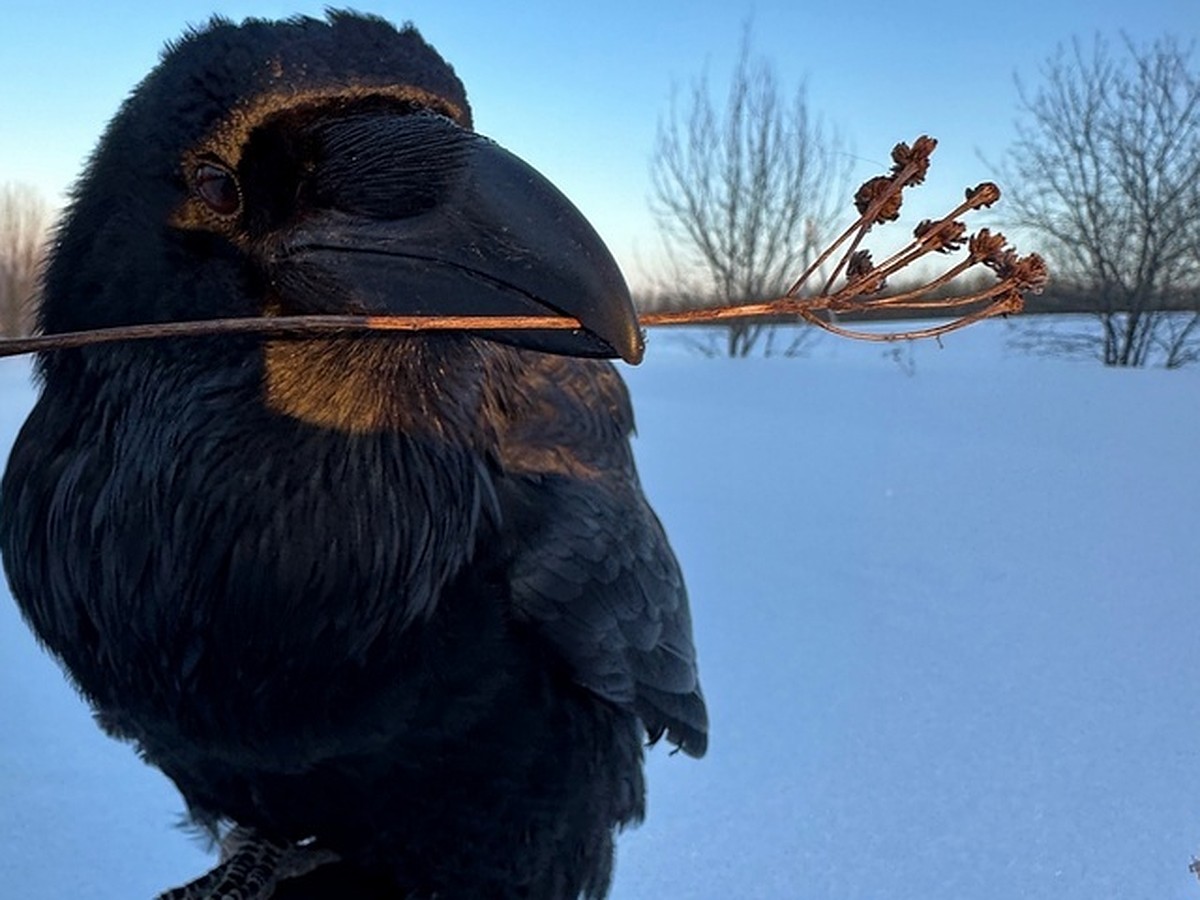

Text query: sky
(1, 0), (1197, 290)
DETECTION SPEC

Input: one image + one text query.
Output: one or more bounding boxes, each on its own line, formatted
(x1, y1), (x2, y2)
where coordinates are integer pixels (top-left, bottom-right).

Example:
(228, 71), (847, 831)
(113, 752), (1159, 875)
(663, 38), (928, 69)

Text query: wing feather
(486, 350), (707, 757)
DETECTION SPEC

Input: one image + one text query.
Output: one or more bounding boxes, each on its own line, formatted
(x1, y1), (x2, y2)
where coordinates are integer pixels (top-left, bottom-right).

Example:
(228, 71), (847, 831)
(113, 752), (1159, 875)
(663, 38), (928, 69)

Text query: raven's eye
(193, 162), (241, 217)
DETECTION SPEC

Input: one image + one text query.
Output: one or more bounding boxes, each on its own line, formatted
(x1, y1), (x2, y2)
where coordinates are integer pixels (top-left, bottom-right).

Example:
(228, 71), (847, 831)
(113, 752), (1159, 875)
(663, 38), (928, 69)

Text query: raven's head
(40, 12), (643, 383)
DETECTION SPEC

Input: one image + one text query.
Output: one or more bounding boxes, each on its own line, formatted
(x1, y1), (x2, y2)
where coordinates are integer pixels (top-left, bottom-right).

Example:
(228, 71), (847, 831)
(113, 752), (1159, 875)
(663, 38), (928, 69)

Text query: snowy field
(1, 319), (1198, 899)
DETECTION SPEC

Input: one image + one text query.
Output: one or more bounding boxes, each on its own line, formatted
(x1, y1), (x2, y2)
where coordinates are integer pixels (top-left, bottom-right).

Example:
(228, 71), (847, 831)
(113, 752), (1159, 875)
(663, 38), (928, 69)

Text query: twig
(0, 314), (583, 360)
(0, 136), (1047, 361)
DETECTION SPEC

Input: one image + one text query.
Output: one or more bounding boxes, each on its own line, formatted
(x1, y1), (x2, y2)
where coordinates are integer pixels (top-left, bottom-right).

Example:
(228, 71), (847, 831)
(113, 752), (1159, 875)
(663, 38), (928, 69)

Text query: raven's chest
(1, 373), (498, 754)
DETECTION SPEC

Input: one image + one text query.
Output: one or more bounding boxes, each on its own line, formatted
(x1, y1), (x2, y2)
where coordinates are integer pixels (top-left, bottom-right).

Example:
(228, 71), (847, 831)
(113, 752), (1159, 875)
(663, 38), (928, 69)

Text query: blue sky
(1, 0), (1196, 290)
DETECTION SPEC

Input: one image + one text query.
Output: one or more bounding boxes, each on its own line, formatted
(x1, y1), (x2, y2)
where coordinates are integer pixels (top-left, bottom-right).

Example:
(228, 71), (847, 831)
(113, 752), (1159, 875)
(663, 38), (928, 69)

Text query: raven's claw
(156, 828), (339, 900)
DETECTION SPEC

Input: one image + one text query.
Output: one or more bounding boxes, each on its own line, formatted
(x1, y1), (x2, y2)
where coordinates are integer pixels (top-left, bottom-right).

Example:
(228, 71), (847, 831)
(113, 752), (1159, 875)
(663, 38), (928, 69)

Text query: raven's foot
(156, 827), (340, 900)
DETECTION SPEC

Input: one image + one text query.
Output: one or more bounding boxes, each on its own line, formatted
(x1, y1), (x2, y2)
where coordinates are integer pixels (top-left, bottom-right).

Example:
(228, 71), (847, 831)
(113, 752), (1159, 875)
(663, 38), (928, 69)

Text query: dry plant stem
(796, 292), (1022, 343)
(640, 301), (806, 326)
(839, 259), (977, 309)
(640, 277), (1020, 325)
(0, 314), (585, 360)
(785, 216), (864, 297)
(817, 224), (869, 298)
(640, 280), (1018, 333)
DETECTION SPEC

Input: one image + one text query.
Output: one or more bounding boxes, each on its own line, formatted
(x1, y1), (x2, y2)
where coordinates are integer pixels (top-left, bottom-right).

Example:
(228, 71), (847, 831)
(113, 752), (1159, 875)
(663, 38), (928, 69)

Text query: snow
(1, 320), (1198, 899)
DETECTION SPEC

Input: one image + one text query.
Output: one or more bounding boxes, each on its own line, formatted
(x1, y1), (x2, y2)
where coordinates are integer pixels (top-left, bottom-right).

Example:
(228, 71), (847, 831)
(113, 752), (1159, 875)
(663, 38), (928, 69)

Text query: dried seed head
(968, 228), (1007, 262)
(1011, 253), (1049, 293)
(855, 176), (903, 223)
(985, 247), (1021, 278)
(965, 182), (1001, 208)
(845, 251), (886, 293)
(979, 245), (1047, 292)
(847, 249), (874, 278)
(890, 136), (937, 186)
(913, 219), (967, 253)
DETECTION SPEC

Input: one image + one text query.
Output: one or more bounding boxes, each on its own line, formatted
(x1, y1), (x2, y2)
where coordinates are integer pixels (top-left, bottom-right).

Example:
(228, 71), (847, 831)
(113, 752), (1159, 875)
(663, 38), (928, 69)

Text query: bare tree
(1001, 36), (1200, 367)
(0, 183), (50, 338)
(648, 28), (850, 357)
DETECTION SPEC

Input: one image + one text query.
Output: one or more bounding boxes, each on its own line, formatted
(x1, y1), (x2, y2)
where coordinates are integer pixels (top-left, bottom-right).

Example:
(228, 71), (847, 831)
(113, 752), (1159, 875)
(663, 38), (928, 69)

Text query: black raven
(0, 12), (705, 900)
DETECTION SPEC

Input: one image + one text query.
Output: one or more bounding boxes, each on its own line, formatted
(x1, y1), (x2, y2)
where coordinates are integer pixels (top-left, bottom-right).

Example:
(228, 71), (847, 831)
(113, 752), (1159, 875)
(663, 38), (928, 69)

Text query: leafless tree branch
(0, 183), (50, 338)
(1000, 35), (1200, 366)
(645, 23), (851, 356)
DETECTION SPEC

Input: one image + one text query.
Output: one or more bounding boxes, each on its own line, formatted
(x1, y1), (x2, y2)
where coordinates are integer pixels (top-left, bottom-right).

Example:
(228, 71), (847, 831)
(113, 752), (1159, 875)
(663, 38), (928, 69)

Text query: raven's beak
(267, 114), (644, 364)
